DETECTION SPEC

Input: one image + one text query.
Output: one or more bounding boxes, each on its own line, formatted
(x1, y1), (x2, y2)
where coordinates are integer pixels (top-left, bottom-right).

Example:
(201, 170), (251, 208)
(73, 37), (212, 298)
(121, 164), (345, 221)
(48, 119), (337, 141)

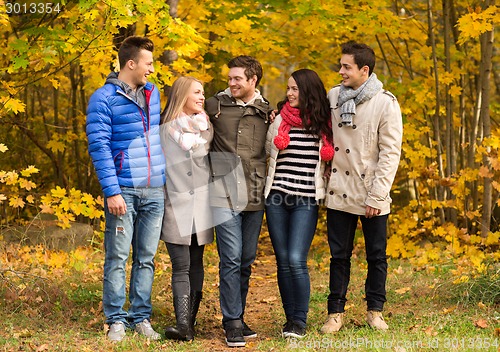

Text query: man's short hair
(228, 55), (263, 87)
(118, 36), (154, 69)
(341, 41), (375, 75)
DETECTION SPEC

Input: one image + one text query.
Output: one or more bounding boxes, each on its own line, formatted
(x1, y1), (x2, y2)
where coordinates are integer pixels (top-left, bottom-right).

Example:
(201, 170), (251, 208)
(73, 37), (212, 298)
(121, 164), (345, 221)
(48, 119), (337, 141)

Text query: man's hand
(365, 205), (381, 218)
(107, 194), (127, 216)
(269, 109), (277, 123)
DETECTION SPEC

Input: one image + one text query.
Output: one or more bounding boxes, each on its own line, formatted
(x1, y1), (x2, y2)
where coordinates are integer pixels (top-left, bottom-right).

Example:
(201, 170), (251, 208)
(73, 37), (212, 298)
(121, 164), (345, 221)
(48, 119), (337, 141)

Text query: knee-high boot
(190, 291), (202, 332)
(165, 295), (193, 341)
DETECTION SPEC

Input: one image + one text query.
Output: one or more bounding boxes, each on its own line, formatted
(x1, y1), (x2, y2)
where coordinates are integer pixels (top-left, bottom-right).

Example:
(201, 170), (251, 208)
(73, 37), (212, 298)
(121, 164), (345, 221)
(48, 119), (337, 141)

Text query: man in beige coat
(321, 41), (403, 333)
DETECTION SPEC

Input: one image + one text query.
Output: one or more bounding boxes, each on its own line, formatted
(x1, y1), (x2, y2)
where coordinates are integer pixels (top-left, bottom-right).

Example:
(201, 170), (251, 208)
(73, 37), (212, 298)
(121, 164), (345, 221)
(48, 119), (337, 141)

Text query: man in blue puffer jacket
(86, 36), (166, 342)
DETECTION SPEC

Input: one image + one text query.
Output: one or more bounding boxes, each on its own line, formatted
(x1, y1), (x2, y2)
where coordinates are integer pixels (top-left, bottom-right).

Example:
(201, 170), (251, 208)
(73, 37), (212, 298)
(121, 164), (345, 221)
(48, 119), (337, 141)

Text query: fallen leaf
(261, 296), (278, 303)
(494, 327), (500, 336)
(395, 287), (411, 294)
(36, 344), (49, 351)
(442, 306), (456, 314)
(424, 326), (437, 336)
(474, 319), (488, 328)
(393, 265), (404, 275)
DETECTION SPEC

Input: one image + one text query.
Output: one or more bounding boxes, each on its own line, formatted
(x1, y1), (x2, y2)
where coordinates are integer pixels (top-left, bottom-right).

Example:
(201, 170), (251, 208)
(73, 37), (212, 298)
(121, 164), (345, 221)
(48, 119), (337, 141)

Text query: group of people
(86, 35), (403, 347)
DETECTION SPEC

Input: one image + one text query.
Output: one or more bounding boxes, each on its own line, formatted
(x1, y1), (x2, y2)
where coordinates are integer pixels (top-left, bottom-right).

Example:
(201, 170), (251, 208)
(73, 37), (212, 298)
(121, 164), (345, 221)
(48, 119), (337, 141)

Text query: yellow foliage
(457, 5), (499, 44)
(0, 143), (8, 152)
(47, 251), (69, 269)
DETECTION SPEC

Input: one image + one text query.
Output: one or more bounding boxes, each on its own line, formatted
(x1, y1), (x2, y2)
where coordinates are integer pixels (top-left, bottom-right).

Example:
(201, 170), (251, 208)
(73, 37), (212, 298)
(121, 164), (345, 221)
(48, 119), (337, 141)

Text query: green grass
(0, 234), (499, 351)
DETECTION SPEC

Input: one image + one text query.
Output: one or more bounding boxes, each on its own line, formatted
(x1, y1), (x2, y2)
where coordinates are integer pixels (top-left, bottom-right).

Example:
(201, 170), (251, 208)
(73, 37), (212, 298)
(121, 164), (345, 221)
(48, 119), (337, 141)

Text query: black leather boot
(164, 295), (193, 341)
(190, 291), (202, 332)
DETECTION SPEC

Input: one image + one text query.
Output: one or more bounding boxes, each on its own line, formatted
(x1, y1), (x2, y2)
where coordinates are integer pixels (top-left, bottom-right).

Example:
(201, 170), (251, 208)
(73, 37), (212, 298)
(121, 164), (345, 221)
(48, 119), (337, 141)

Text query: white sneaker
(135, 319), (161, 340)
(107, 321), (126, 342)
(366, 311), (389, 330)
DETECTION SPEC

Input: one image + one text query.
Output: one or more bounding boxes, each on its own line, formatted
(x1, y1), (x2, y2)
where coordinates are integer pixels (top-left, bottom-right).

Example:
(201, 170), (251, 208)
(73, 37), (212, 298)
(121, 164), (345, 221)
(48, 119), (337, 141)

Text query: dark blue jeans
(213, 207), (264, 324)
(326, 208), (388, 313)
(265, 191), (318, 327)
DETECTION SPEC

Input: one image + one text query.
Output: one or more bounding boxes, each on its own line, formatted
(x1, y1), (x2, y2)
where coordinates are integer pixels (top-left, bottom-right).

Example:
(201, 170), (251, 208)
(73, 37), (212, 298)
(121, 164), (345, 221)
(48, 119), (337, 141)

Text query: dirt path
(180, 233), (283, 351)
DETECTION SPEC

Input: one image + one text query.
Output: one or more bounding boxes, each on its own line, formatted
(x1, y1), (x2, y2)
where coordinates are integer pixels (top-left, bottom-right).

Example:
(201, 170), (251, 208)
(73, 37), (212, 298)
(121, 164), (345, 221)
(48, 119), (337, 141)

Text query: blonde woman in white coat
(160, 76), (214, 341)
(264, 69), (334, 339)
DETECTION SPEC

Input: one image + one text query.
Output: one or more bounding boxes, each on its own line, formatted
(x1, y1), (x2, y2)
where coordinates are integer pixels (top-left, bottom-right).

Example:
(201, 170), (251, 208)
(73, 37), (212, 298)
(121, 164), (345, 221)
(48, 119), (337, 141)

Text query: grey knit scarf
(338, 73), (383, 126)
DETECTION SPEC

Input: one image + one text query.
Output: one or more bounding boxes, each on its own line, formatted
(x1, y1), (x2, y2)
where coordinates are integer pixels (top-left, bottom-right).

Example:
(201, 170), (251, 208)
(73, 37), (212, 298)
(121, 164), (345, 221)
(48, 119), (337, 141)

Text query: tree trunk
(427, 0), (445, 224)
(479, 2), (494, 237)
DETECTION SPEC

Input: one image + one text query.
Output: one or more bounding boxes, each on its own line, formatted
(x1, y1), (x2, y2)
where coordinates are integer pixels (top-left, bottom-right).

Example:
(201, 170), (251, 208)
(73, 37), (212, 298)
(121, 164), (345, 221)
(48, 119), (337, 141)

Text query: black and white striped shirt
(271, 127), (319, 197)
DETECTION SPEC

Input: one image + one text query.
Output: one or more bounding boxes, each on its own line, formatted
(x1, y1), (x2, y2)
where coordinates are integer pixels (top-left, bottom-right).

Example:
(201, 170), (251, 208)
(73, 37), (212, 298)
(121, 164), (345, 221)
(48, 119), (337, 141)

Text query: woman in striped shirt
(264, 69), (334, 338)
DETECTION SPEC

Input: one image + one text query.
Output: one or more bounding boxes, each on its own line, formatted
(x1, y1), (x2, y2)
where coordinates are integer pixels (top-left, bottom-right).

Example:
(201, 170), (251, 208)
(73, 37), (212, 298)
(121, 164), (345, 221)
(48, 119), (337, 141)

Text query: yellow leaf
(26, 195), (35, 203)
(0, 143), (8, 152)
(4, 98), (26, 114)
(39, 203), (54, 214)
(395, 287), (411, 294)
(49, 79), (60, 89)
(478, 165), (493, 178)
(9, 196), (25, 208)
(82, 193), (96, 205)
(21, 165), (39, 177)
(4, 171), (18, 185)
(47, 140), (65, 153)
(0, 194), (6, 201)
(51, 186), (66, 198)
(18, 178), (37, 190)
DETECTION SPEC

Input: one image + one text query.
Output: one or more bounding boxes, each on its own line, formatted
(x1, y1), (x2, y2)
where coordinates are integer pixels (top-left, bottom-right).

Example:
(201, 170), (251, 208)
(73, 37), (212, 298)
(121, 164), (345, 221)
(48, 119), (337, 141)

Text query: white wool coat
(160, 124), (214, 245)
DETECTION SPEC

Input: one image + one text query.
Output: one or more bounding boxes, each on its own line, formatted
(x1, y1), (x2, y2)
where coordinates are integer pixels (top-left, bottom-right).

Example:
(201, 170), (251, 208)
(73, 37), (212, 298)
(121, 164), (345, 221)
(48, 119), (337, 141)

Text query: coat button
(332, 168), (337, 173)
(338, 123), (343, 128)
(187, 171), (192, 176)
(345, 171), (349, 175)
(189, 190), (194, 195)
(361, 173), (365, 179)
(329, 191), (334, 195)
(343, 194), (347, 198)
(346, 149), (350, 153)
(335, 147), (339, 152)
(352, 125), (357, 129)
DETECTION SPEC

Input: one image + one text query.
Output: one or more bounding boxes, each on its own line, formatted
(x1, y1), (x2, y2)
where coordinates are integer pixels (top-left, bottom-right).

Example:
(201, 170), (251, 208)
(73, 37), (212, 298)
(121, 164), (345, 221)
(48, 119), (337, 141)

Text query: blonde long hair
(160, 76), (203, 123)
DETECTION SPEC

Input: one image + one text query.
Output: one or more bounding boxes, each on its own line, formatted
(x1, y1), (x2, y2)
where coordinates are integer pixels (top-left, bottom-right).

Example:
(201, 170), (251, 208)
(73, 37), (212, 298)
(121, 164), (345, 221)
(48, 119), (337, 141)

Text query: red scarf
(274, 101), (334, 161)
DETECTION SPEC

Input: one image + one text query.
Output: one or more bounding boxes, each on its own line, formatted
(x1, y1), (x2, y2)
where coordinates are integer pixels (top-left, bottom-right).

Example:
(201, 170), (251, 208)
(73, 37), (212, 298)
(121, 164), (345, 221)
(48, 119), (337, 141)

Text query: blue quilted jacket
(86, 74), (166, 198)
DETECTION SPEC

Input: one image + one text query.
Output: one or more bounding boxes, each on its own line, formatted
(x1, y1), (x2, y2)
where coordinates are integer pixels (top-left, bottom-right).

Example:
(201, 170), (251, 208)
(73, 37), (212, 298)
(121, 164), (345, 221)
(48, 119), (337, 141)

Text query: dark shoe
(224, 320), (246, 347)
(242, 321), (257, 338)
(164, 295), (193, 341)
(282, 318), (294, 338)
(190, 291), (202, 332)
(283, 321), (306, 339)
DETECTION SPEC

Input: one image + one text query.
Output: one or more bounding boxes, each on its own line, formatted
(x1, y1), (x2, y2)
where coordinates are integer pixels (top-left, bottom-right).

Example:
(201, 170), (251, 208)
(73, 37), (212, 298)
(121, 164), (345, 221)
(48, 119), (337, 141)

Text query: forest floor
(0, 224), (499, 351)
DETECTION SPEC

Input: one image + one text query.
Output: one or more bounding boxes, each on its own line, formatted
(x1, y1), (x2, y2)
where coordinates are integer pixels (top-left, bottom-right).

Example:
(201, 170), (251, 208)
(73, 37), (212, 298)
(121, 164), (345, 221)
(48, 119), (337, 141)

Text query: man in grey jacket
(321, 42), (403, 333)
(205, 56), (273, 348)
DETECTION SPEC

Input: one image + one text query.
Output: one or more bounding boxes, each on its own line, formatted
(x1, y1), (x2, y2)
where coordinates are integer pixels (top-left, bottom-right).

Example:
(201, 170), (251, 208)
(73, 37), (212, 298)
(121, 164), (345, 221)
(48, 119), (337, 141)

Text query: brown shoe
(320, 313), (344, 334)
(366, 311), (388, 330)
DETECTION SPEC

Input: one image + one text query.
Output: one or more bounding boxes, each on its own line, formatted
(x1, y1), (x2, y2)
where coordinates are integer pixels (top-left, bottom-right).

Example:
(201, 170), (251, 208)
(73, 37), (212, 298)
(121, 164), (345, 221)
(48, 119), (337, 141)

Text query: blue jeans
(326, 209), (388, 313)
(103, 186), (164, 327)
(212, 207), (264, 324)
(265, 191), (318, 327)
